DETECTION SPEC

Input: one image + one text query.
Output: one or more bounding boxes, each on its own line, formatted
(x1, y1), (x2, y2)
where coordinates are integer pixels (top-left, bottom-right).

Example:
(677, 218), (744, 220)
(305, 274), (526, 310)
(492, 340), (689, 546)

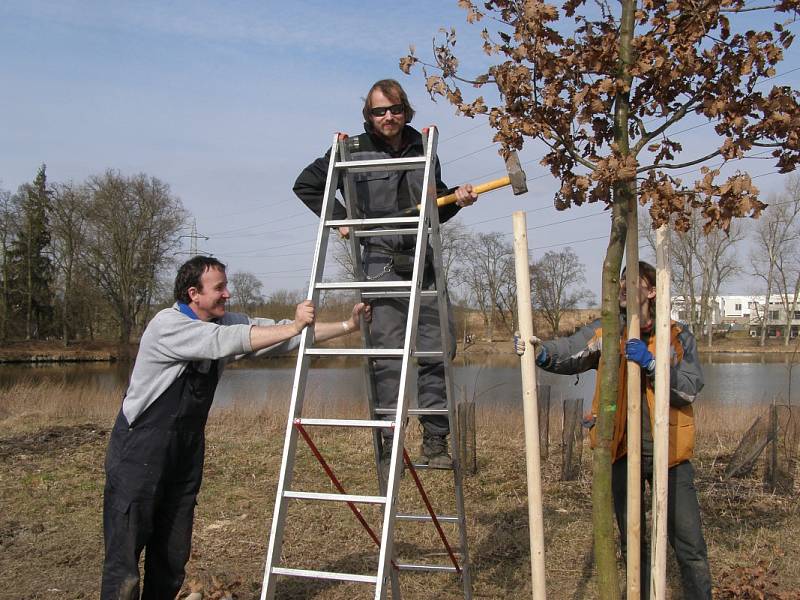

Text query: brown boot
(419, 432), (452, 469)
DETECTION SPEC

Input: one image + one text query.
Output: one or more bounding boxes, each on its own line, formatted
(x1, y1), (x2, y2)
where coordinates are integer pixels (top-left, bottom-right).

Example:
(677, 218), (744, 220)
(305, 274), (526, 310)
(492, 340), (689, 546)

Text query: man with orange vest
(515, 261), (711, 599)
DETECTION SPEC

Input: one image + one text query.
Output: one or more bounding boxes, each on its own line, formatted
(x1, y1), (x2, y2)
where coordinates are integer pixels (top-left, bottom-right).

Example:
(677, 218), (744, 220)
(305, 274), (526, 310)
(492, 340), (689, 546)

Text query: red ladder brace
(294, 419), (461, 573)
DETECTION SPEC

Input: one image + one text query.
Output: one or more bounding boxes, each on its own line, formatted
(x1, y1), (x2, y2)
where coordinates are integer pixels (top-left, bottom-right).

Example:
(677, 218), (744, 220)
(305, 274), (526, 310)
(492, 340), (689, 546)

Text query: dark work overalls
(101, 359), (219, 600)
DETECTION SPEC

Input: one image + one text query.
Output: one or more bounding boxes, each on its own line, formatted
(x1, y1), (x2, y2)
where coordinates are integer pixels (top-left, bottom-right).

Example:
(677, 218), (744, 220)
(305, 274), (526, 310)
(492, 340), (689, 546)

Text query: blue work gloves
(513, 332), (548, 366)
(625, 339), (655, 373)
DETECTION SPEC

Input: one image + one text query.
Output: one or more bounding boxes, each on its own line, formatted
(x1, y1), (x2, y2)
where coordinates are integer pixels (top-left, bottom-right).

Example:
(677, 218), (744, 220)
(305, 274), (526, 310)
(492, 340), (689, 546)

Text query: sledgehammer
(397, 150), (528, 216)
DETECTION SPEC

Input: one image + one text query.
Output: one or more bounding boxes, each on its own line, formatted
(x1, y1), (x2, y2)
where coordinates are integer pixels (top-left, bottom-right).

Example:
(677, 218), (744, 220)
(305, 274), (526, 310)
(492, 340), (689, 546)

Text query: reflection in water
(0, 354), (797, 410)
(0, 361), (133, 391)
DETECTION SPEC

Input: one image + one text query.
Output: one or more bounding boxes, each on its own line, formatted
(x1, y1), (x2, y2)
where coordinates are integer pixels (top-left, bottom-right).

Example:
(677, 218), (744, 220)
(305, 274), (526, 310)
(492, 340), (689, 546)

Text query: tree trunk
(62, 267), (72, 347)
(760, 270), (774, 347)
(590, 0), (636, 596)
(595, 196), (627, 599)
(26, 221), (32, 340)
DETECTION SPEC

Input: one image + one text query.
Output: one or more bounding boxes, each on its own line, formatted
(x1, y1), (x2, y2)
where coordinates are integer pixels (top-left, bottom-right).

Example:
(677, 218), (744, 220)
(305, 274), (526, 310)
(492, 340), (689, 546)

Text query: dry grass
(1, 382), (798, 599)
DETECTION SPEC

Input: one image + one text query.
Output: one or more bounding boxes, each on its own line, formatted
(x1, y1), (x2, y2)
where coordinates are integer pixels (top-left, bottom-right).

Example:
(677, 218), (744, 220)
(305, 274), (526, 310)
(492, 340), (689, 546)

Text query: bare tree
(751, 185), (800, 346)
(85, 170), (186, 348)
(642, 209), (742, 346)
(771, 176), (800, 344)
(0, 185), (16, 341)
(50, 181), (90, 346)
(229, 271), (264, 312)
(453, 231), (516, 339)
(439, 218), (471, 293)
(262, 288), (305, 320)
(697, 225), (743, 346)
(331, 234), (357, 281)
(531, 247), (595, 336)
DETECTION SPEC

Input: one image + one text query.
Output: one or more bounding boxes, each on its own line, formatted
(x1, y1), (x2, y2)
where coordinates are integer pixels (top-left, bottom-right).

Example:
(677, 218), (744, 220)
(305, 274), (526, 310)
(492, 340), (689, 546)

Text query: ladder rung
(396, 514), (460, 523)
(284, 491), (387, 504)
(361, 290), (437, 299)
(355, 228), (418, 237)
(271, 566), (377, 584)
(374, 408), (449, 416)
(395, 563), (459, 573)
(296, 418), (392, 428)
(334, 156), (427, 171)
(413, 351), (444, 359)
(306, 348), (404, 357)
(316, 281), (412, 291)
(327, 217), (420, 227)
(409, 462), (455, 472)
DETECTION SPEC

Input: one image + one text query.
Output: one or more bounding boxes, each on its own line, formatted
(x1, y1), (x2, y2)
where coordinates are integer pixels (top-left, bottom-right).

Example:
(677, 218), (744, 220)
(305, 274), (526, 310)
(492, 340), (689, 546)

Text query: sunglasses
(369, 104), (404, 117)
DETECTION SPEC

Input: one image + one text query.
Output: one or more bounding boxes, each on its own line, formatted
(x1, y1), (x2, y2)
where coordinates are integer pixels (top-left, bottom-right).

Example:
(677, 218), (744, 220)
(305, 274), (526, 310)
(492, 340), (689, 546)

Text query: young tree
(9, 165), (54, 340)
(85, 170), (186, 348)
(531, 247), (595, 335)
(402, 1), (800, 594)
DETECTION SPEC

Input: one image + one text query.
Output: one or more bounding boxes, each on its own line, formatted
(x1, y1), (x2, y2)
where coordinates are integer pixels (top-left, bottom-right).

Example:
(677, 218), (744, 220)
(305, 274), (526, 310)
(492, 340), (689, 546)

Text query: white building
(670, 294), (800, 338)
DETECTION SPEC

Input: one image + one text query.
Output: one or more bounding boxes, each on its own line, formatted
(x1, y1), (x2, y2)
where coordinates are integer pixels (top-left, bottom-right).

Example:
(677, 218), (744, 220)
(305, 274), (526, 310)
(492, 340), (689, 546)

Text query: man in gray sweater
(100, 255), (369, 600)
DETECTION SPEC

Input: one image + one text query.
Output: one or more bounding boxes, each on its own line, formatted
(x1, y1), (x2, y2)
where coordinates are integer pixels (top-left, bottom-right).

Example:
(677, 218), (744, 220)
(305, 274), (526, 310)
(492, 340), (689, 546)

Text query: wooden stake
(650, 225), (671, 599)
(625, 198), (642, 600)
(512, 212), (548, 600)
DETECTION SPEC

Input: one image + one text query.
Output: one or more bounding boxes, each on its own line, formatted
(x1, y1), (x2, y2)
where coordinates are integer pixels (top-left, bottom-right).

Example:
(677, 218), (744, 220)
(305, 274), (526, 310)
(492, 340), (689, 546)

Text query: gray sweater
(121, 304), (300, 425)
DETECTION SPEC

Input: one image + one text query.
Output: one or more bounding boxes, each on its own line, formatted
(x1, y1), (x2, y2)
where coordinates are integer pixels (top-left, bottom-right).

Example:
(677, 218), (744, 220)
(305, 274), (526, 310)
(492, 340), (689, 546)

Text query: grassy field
(1, 380), (798, 599)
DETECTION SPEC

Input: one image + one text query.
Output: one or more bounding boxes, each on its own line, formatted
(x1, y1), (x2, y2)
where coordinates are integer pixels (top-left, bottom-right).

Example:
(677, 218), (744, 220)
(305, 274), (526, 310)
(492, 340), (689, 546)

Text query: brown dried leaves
(399, 0), (800, 232)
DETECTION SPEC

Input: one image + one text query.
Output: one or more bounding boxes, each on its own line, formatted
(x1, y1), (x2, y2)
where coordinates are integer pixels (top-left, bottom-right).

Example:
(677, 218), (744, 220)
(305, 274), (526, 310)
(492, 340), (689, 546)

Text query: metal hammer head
(505, 151), (528, 195)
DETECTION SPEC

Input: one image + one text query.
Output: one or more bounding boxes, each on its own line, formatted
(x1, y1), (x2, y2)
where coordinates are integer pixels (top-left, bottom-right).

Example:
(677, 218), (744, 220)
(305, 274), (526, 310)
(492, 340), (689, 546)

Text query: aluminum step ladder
(259, 126), (472, 599)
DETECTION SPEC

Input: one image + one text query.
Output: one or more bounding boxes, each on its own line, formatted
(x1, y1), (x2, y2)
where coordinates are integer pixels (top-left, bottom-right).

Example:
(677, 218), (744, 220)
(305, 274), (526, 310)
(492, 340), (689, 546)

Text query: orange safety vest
(590, 322), (695, 467)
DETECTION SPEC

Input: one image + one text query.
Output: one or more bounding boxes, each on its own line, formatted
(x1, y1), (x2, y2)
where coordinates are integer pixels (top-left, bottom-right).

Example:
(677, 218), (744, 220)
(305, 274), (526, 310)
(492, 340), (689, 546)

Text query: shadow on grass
(471, 506), (595, 598)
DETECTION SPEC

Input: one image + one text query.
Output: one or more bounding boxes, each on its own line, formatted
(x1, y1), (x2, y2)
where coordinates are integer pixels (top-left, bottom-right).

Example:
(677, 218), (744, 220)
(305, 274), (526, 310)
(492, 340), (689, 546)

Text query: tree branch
(634, 94), (702, 153)
(721, 4), (785, 12)
(637, 149), (723, 173)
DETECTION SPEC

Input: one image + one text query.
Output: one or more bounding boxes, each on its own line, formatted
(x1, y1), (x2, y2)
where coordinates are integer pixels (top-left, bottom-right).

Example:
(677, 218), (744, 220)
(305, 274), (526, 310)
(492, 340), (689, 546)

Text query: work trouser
(101, 361), (218, 600)
(612, 457), (712, 600)
(364, 246), (456, 437)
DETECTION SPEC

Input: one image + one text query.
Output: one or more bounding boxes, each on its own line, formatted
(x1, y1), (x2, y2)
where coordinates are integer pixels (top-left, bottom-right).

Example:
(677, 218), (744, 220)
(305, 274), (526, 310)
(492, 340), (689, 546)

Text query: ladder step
(334, 156), (427, 171)
(296, 418), (392, 428)
(272, 566), (377, 584)
(316, 281), (412, 291)
(375, 408), (449, 416)
(306, 348), (404, 357)
(362, 290), (437, 299)
(396, 513), (460, 523)
(413, 351), (444, 359)
(409, 462), (455, 472)
(284, 491), (387, 504)
(395, 563), (459, 573)
(355, 228), (418, 238)
(327, 217), (420, 227)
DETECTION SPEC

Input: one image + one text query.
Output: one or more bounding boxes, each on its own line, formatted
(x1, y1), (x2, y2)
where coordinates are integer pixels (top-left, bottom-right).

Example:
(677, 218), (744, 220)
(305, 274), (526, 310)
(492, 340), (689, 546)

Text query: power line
(206, 210), (311, 237)
(531, 234), (608, 251)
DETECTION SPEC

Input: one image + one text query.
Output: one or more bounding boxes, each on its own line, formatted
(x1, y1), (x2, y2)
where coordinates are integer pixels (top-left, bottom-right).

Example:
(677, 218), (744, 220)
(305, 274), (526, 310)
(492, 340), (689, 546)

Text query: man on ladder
(294, 78), (478, 475)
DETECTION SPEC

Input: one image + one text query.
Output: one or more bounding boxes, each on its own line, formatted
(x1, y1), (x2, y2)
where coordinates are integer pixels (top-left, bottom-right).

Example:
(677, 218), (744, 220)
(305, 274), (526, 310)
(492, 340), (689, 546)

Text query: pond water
(0, 353), (796, 412)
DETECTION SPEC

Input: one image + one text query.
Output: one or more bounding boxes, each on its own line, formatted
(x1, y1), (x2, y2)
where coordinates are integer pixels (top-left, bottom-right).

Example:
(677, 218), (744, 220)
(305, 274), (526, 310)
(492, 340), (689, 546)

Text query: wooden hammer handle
(393, 175), (513, 218)
(433, 175), (512, 207)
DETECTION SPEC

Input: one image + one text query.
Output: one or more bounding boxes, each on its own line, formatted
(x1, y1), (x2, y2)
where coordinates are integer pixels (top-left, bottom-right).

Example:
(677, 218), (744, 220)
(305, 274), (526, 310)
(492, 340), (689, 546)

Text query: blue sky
(1, 1), (798, 300)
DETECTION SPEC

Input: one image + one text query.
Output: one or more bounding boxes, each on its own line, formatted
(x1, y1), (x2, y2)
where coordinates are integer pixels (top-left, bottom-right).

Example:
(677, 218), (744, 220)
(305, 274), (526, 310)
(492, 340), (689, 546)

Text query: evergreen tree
(9, 165), (54, 339)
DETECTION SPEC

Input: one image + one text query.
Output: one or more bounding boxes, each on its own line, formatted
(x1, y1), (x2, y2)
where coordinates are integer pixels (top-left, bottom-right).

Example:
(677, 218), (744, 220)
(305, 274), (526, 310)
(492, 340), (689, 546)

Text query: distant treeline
(0, 165), (185, 346)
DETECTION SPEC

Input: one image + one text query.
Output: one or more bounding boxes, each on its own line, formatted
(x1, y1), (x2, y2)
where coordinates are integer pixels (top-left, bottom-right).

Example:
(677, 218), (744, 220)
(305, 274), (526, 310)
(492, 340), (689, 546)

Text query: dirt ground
(1, 412), (798, 600)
